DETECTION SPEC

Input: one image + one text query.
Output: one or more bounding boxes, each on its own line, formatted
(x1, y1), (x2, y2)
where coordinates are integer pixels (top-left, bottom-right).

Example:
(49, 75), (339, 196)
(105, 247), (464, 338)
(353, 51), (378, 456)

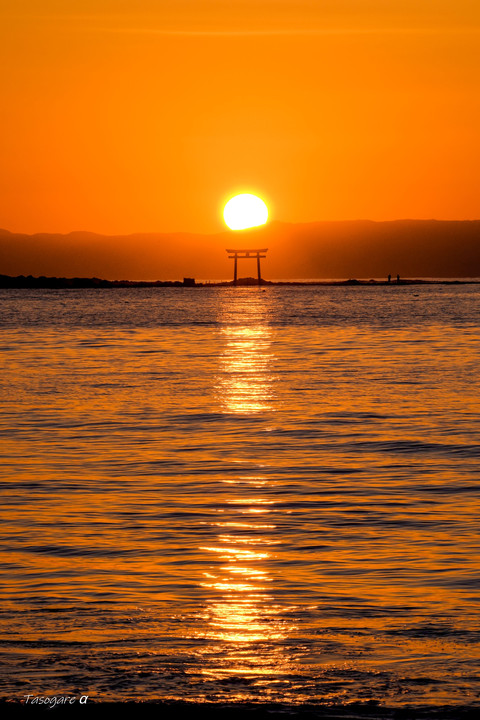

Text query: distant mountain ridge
(1, 220), (479, 280)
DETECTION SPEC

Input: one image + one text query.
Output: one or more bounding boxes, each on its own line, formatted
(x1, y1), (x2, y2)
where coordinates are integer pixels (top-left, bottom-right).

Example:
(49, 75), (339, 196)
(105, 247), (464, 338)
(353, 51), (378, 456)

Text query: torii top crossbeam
(225, 248), (269, 285)
(226, 248), (268, 256)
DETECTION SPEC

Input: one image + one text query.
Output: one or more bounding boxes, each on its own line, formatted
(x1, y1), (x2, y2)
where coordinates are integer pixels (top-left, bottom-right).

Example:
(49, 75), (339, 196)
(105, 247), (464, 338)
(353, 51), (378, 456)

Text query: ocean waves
(0, 286), (479, 708)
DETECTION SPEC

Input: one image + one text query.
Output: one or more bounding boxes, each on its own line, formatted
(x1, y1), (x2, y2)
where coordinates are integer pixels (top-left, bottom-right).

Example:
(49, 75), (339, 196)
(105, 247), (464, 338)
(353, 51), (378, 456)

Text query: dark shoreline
(1, 700), (479, 719)
(1, 274), (479, 289)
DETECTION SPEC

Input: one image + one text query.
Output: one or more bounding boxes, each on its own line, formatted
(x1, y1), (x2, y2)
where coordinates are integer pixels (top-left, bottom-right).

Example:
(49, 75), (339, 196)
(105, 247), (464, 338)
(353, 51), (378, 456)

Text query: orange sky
(1, 1), (479, 235)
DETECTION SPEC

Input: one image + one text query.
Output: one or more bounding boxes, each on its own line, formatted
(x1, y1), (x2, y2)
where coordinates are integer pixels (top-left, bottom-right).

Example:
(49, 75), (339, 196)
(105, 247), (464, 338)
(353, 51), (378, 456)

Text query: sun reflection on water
(196, 517), (297, 695)
(196, 292), (295, 688)
(198, 500), (294, 662)
(199, 480), (281, 644)
(216, 291), (275, 415)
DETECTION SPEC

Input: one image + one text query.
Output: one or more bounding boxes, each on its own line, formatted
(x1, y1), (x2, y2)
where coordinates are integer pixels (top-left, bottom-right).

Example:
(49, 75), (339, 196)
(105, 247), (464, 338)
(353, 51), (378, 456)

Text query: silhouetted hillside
(1, 220), (479, 280)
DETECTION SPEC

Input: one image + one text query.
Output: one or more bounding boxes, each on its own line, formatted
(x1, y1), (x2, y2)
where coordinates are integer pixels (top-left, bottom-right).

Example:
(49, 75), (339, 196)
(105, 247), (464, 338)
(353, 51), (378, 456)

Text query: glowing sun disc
(224, 194), (268, 230)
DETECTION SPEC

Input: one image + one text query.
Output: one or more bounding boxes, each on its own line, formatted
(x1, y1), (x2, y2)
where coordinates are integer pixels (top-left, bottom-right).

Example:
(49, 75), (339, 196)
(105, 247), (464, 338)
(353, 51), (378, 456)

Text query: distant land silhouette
(1, 220), (479, 281)
(1, 274), (478, 289)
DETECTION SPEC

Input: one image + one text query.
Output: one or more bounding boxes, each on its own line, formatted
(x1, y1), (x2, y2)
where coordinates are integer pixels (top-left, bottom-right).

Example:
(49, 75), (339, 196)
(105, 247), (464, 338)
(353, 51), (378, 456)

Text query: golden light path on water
(216, 296), (275, 414)
(197, 493), (297, 685)
(196, 291), (297, 687)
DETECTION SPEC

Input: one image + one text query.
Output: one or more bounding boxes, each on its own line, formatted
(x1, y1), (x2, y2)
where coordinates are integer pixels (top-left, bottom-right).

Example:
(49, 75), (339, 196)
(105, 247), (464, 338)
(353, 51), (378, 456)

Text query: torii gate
(226, 248), (268, 286)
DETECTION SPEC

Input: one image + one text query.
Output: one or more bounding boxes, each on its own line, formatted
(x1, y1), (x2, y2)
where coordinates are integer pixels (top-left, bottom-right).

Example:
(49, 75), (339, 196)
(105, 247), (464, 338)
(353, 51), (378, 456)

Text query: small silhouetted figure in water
(388, 274), (391, 283)
(397, 273), (400, 284)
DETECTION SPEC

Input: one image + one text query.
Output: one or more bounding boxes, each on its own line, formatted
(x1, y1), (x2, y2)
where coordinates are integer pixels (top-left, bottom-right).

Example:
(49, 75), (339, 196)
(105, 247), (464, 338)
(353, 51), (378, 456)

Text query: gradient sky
(1, 1), (479, 234)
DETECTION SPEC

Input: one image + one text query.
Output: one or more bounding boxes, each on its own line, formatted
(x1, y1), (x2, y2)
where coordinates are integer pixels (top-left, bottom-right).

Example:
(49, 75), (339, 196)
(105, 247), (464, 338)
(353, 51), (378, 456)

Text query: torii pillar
(226, 248), (268, 286)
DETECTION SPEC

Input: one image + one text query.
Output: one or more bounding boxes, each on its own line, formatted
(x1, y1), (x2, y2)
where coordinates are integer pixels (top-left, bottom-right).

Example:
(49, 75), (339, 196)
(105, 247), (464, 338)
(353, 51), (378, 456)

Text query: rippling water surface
(0, 285), (479, 711)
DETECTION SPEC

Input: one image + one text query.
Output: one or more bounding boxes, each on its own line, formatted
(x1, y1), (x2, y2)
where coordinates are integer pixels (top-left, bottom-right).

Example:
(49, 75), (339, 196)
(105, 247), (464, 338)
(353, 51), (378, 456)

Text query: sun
(223, 193), (268, 230)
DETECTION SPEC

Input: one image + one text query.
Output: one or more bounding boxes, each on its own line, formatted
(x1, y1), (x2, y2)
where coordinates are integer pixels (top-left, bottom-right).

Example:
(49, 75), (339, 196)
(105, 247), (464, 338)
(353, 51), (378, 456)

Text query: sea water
(0, 285), (479, 712)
